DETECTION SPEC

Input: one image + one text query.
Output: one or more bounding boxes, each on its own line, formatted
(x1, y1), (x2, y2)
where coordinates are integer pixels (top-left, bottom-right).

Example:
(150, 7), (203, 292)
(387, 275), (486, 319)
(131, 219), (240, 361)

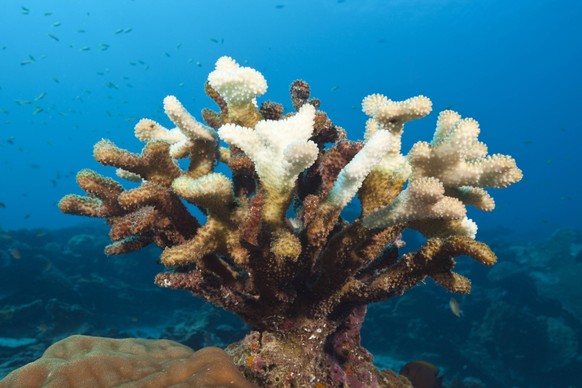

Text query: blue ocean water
(0, 0), (581, 386)
(1, 0), (580, 237)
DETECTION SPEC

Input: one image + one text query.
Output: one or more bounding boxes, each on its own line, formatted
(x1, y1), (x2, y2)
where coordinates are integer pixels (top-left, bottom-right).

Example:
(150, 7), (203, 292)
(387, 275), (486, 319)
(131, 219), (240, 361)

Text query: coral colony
(59, 56), (522, 387)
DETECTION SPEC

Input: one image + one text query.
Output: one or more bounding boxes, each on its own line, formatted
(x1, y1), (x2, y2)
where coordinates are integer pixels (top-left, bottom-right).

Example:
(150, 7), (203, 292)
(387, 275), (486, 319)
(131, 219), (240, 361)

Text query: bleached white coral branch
(208, 56), (268, 106)
(133, 96), (216, 159)
(327, 129), (395, 209)
(134, 119), (182, 143)
(115, 168), (142, 182)
(363, 117), (412, 184)
(362, 177), (466, 230)
(218, 104), (318, 194)
(163, 96), (216, 142)
(172, 173), (234, 210)
(407, 110), (523, 210)
(362, 94), (432, 133)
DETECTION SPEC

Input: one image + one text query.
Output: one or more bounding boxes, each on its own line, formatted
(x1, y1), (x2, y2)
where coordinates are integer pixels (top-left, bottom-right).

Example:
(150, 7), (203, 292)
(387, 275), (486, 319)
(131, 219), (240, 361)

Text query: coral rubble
(58, 56), (522, 387)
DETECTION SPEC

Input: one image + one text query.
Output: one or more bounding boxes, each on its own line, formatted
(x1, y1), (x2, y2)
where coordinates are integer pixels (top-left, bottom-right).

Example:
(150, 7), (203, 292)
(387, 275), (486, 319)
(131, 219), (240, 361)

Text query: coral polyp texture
(59, 56), (522, 387)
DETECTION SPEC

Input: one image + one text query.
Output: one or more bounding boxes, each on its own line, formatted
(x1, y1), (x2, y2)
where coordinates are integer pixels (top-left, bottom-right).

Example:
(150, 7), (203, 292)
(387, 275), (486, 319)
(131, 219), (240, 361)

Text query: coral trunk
(226, 306), (411, 387)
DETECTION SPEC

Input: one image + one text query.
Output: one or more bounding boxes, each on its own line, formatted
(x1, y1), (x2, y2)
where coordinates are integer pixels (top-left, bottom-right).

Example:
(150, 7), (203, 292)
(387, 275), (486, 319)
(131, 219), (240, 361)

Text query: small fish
(449, 297), (463, 318)
(210, 38), (219, 43)
(77, 29), (86, 33)
(114, 28), (124, 34)
(44, 12), (53, 16)
(442, 104), (454, 110)
(37, 323), (48, 332)
(21, 6), (30, 14)
(52, 77), (59, 83)
(0, 202), (5, 209)
(5, 136), (15, 144)
(331, 85), (339, 92)
(0, 108), (8, 114)
(52, 21), (61, 27)
(164, 52), (171, 57)
(9, 248), (21, 260)
(32, 107), (44, 115)
(35, 92), (46, 100)
(20, 60), (34, 66)
(48, 33), (60, 41)
(124, 27), (132, 33)
(400, 361), (443, 388)
(80, 46), (90, 51)
(106, 81), (119, 90)
(275, 4), (285, 9)
(15, 99), (32, 105)
(100, 43), (109, 51)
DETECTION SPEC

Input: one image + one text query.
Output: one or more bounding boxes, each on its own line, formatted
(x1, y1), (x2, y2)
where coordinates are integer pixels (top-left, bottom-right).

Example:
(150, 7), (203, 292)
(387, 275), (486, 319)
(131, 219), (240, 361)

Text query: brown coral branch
(155, 266), (258, 317)
(119, 182), (200, 237)
(290, 80), (311, 111)
(93, 140), (181, 187)
(104, 235), (152, 256)
(58, 170), (125, 218)
(345, 236), (497, 304)
(259, 100), (284, 120)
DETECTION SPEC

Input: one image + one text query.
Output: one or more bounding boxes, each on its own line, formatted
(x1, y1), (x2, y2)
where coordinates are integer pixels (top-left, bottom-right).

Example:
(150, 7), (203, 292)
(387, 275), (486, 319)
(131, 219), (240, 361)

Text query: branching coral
(59, 56), (522, 387)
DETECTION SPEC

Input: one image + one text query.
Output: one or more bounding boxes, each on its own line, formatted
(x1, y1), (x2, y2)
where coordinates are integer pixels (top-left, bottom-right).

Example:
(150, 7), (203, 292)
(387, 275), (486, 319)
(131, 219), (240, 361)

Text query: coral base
(226, 306), (411, 387)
